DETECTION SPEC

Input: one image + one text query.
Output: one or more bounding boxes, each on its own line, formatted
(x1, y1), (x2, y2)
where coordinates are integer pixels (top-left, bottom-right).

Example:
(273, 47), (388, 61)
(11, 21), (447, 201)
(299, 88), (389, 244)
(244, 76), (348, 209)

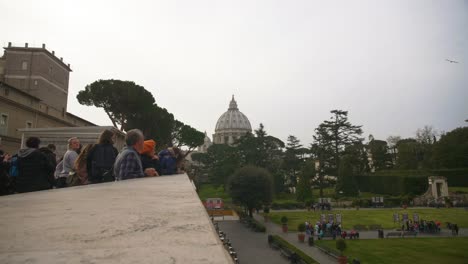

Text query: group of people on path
(0, 129), (183, 195)
(304, 221), (359, 240)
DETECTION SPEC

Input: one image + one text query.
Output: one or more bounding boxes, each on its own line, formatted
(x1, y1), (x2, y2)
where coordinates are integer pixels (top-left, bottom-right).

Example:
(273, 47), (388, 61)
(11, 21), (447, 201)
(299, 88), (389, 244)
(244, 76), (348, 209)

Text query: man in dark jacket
(16, 137), (55, 193)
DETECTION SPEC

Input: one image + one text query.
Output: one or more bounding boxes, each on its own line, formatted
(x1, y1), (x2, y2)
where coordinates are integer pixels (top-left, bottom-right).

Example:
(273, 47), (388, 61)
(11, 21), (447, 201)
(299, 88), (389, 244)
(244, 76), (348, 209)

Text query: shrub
(298, 223), (306, 232)
(336, 239), (346, 255)
(281, 216), (288, 224)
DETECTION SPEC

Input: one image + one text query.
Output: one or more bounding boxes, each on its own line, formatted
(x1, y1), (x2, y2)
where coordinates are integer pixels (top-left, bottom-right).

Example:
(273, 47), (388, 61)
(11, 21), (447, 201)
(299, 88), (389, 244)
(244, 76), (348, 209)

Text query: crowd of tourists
(0, 129), (184, 195)
(400, 219), (443, 233)
(304, 221), (359, 240)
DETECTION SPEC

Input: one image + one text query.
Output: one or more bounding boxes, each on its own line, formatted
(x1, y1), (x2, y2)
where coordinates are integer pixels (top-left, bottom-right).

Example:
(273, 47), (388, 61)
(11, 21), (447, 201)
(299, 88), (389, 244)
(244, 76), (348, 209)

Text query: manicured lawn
(269, 208), (468, 231)
(197, 184), (232, 203)
(316, 237), (468, 264)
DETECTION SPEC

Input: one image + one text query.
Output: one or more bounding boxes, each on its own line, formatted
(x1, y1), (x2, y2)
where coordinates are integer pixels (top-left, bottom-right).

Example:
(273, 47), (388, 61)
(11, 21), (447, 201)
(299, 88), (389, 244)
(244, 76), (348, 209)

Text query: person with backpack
(0, 149), (12, 195)
(16, 137), (55, 193)
(39, 144), (57, 183)
(86, 130), (118, 184)
(158, 147), (178, 175)
(68, 144), (95, 186)
(57, 137), (80, 188)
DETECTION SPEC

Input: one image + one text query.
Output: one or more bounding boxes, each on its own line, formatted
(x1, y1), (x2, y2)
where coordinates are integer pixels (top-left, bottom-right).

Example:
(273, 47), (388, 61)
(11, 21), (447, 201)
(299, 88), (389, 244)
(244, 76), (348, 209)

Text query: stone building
(212, 96), (252, 145)
(0, 43), (95, 154)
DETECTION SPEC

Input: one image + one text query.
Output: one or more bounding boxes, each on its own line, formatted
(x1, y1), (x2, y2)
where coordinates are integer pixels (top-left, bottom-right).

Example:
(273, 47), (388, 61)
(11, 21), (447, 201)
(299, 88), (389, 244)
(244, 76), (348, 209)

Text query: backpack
(90, 145), (117, 182)
(66, 170), (81, 186)
(9, 155), (19, 177)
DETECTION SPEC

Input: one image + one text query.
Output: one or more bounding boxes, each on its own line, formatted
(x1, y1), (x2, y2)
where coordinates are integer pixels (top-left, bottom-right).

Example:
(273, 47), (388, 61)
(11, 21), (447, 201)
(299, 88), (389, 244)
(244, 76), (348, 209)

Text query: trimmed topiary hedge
(355, 174), (428, 196)
(431, 168), (468, 187)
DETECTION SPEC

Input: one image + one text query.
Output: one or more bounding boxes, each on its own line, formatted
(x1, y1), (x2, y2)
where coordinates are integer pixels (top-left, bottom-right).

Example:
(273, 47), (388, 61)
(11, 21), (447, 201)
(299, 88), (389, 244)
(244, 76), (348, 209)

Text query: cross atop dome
(229, 94), (238, 110)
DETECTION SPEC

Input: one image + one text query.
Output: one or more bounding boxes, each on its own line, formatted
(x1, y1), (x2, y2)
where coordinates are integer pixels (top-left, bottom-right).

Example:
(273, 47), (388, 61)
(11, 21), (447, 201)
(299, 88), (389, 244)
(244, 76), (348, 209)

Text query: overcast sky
(1, 0), (467, 145)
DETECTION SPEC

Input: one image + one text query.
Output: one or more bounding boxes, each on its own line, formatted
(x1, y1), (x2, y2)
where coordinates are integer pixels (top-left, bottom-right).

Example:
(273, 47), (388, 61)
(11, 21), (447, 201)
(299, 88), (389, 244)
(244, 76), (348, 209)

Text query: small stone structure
(413, 176), (449, 206)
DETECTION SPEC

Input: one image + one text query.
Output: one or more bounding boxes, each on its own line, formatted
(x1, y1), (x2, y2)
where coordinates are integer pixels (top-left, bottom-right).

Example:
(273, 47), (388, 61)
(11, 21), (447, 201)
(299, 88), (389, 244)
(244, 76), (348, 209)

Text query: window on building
(21, 61), (28, 70)
(0, 114), (8, 135)
(34, 80), (38, 86)
(26, 121), (33, 129)
(4, 88), (9, 96)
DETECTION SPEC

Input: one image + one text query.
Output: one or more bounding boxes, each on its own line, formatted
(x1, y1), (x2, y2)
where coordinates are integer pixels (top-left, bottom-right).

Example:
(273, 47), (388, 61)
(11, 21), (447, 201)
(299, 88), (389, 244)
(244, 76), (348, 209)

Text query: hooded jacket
(16, 148), (55, 193)
(158, 149), (177, 175)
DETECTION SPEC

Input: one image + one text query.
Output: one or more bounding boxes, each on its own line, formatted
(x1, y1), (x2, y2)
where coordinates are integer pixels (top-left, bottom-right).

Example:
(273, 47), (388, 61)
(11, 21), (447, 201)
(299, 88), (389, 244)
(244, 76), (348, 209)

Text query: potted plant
(297, 223), (306, 242)
(281, 216), (288, 233)
(263, 206), (270, 222)
(336, 239), (347, 264)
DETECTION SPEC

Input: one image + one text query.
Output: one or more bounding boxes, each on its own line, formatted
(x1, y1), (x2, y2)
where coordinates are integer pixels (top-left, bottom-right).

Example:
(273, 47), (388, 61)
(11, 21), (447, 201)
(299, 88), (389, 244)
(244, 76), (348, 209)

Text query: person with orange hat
(139, 139), (160, 177)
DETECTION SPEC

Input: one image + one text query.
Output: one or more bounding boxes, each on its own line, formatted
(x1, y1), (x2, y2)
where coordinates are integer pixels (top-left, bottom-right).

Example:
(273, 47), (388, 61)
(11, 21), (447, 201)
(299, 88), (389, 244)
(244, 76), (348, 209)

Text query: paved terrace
(0, 174), (233, 264)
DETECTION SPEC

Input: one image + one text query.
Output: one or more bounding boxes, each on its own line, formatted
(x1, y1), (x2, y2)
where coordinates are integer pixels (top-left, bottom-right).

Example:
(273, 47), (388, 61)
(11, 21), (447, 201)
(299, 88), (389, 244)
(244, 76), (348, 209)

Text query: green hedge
(271, 235), (318, 264)
(271, 201), (306, 210)
(355, 175), (428, 196)
(431, 168), (468, 187)
(355, 168), (468, 195)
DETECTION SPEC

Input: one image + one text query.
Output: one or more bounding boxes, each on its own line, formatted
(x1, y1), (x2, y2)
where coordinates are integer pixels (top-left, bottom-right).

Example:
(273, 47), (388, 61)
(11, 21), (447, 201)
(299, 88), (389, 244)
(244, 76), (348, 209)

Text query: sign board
(336, 214), (342, 224)
(393, 213), (399, 223)
(413, 213), (419, 222)
(402, 213), (408, 221)
(328, 214), (334, 223)
(320, 214), (326, 222)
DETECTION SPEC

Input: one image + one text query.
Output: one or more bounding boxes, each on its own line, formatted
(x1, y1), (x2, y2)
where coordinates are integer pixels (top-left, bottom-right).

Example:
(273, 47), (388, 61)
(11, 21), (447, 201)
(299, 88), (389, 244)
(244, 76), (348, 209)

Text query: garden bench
(386, 232), (402, 238)
(402, 231), (417, 237)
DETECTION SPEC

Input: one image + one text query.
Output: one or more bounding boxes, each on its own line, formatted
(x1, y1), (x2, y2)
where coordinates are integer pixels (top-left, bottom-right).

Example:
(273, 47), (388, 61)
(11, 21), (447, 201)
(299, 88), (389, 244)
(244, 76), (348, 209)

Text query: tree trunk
(104, 110), (118, 129)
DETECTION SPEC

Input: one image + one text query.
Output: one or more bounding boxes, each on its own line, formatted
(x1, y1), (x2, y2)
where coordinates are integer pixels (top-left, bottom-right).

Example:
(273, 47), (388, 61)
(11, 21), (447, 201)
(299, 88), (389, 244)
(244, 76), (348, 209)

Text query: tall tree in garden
(200, 144), (240, 185)
(336, 154), (359, 196)
(228, 166), (273, 217)
(387, 135), (402, 165)
(126, 104), (175, 148)
(367, 138), (392, 171)
(77, 79), (155, 131)
(396, 138), (423, 169)
(77, 79), (204, 149)
(171, 120), (205, 156)
(432, 127), (468, 168)
(283, 135), (305, 188)
(313, 110), (363, 175)
(236, 124), (284, 169)
(311, 110), (363, 196)
(415, 125), (439, 169)
(296, 160), (315, 202)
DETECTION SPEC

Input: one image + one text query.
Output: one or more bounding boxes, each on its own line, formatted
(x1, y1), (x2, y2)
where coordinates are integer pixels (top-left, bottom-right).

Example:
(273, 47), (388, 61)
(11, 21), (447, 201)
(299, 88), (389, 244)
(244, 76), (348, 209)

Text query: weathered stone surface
(0, 174), (232, 264)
